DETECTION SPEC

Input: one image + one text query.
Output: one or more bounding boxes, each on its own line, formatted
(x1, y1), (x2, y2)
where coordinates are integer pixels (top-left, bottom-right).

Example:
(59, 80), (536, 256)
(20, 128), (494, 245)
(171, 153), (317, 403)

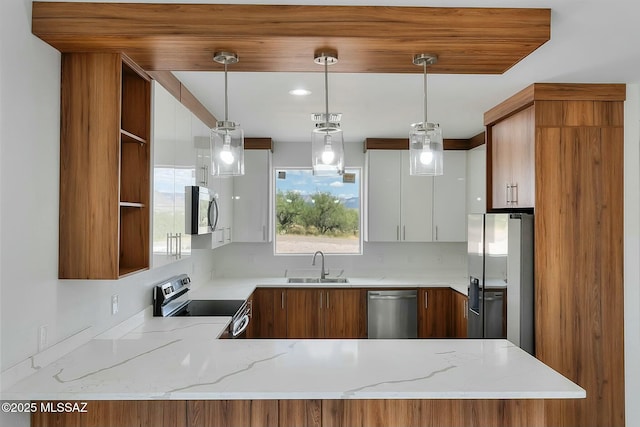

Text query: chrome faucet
(312, 251), (327, 279)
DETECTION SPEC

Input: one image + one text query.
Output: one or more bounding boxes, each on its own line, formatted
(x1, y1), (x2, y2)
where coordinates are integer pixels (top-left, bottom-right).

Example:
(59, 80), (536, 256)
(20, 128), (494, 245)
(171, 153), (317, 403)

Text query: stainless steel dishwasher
(367, 290), (418, 338)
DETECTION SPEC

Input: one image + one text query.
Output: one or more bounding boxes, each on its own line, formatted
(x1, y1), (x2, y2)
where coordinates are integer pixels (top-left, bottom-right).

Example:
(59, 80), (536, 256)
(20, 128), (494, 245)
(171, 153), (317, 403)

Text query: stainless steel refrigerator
(467, 213), (534, 355)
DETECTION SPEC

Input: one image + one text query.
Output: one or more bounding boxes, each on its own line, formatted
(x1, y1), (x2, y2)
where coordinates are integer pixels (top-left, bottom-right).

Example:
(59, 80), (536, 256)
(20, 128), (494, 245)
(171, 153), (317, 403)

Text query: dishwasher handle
(368, 294), (417, 300)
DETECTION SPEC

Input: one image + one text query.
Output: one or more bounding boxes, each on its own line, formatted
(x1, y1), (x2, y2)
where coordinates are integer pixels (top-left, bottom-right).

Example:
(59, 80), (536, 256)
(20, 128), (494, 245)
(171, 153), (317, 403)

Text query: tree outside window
(274, 169), (361, 254)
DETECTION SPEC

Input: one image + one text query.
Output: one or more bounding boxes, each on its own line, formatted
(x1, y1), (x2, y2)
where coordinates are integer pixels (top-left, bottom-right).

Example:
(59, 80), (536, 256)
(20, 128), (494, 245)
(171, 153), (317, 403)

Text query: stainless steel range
(152, 274), (250, 338)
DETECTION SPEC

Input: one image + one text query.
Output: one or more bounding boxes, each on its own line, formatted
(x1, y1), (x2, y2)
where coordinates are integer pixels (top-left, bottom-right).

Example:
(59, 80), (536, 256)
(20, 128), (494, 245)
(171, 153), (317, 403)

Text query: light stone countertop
(2, 331), (584, 400)
(188, 276), (469, 301)
(1, 275), (584, 401)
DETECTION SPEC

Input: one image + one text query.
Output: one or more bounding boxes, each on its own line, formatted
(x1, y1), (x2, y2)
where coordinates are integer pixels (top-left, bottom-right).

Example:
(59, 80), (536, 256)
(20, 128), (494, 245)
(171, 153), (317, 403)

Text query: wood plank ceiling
(32, 2), (550, 74)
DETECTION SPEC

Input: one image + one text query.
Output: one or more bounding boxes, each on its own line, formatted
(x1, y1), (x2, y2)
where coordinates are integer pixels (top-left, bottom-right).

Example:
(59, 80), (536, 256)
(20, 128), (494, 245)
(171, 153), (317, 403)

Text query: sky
(275, 169), (360, 200)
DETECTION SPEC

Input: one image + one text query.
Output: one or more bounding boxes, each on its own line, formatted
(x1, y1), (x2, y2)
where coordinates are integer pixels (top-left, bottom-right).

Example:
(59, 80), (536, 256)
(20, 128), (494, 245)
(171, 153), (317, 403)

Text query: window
(274, 168), (361, 254)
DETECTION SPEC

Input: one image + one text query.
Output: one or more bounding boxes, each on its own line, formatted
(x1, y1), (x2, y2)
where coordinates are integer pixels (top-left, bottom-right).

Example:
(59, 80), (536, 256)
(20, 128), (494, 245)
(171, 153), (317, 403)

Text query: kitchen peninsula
(3, 279), (584, 427)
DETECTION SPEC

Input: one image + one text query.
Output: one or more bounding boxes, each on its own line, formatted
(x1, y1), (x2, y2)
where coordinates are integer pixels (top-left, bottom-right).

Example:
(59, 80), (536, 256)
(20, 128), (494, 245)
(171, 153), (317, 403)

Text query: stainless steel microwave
(185, 186), (218, 235)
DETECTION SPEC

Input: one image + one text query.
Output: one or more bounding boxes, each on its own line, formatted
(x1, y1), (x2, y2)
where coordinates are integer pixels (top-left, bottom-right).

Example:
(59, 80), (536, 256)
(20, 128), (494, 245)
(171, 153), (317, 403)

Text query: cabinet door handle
(425, 292), (428, 309)
(320, 291), (323, 309)
(326, 292), (329, 309)
(281, 291), (285, 310)
(506, 183), (511, 203)
(512, 183), (518, 204)
(226, 227), (232, 242)
(166, 233), (170, 255)
(403, 225), (406, 241)
(200, 165), (208, 186)
(177, 233), (182, 257)
(262, 225), (266, 242)
(396, 225), (400, 241)
(435, 226), (438, 241)
(218, 229), (224, 243)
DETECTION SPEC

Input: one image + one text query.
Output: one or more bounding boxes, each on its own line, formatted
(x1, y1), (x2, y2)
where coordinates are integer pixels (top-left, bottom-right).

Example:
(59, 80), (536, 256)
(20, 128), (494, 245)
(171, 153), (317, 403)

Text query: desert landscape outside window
(274, 168), (361, 254)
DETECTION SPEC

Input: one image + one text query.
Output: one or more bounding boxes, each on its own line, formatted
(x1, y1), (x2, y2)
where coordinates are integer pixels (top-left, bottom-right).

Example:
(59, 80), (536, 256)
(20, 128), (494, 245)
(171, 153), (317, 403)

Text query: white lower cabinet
(233, 149), (272, 243)
(433, 151), (467, 242)
(366, 150), (433, 242)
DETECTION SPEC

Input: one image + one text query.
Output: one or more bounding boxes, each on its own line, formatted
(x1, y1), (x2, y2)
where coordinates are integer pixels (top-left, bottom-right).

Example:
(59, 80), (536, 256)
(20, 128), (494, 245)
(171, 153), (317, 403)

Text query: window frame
(272, 167), (363, 256)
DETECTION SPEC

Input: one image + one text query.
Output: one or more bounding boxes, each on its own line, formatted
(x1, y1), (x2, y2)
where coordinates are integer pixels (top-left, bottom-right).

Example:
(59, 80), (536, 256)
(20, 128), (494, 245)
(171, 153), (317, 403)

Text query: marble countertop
(2, 325), (584, 400)
(1, 275), (584, 401)
(188, 276), (469, 300)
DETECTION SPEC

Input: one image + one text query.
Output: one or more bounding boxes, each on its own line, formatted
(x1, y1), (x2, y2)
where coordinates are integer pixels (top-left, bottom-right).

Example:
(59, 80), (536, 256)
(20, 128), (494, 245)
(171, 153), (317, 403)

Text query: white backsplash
(207, 242), (467, 280)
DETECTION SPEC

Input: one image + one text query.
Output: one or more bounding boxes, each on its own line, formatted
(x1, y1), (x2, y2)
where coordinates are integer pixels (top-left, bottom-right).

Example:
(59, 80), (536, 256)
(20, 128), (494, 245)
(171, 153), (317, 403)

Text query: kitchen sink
(286, 278), (349, 283)
(287, 278), (320, 283)
(319, 278), (349, 283)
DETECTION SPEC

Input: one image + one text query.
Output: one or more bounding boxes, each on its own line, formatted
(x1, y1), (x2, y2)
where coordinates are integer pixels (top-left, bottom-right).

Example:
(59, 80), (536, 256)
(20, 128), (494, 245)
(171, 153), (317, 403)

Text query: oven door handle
(231, 314), (250, 337)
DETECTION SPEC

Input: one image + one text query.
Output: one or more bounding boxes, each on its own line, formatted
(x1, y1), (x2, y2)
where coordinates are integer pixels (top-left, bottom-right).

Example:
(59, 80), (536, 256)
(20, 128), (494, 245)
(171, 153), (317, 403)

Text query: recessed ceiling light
(289, 89), (312, 96)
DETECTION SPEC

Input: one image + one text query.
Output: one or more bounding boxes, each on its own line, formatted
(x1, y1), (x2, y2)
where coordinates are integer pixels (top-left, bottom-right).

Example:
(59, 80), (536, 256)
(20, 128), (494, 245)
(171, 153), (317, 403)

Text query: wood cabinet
(232, 149), (272, 243)
(487, 105), (535, 210)
(417, 288), (452, 338)
(248, 287), (366, 339)
(285, 288), (324, 339)
(323, 289), (366, 338)
(451, 290), (468, 338)
(432, 151), (467, 242)
(59, 53), (150, 279)
(245, 288), (287, 339)
(485, 83), (626, 427)
(286, 288), (366, 339)
(366, 150), (434, 242)
(32, 399), (546, 427)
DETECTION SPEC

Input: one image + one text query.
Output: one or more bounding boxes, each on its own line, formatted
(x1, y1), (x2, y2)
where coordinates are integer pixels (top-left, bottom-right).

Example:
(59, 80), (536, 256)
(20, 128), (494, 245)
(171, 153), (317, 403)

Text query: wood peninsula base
(33, 399), (548, 427)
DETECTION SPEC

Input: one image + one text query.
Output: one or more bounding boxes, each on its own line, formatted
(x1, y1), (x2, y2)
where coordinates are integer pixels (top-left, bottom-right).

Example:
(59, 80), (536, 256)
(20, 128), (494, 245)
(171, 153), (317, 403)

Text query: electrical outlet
(38, 325), (48, 352)
(111, 294), (119, 315)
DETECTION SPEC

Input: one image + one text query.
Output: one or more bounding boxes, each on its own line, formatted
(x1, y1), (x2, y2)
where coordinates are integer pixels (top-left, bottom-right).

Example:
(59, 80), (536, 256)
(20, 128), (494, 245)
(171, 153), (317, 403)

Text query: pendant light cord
(324, 58), (329, 123)
(423, 61), (428, 125)
(224, 61), (229, 122)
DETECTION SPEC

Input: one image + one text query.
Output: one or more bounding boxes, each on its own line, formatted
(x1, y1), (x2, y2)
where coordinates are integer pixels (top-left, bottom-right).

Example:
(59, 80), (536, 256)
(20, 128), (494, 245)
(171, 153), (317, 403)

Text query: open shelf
(120, 129), (147, 144)
(120, 201), (145, 208)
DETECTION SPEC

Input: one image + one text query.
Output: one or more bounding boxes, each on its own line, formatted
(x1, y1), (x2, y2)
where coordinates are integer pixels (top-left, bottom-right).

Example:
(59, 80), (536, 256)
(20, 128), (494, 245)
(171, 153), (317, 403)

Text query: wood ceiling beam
(32, 2), (551, 74)
(364, 136), (484, 151)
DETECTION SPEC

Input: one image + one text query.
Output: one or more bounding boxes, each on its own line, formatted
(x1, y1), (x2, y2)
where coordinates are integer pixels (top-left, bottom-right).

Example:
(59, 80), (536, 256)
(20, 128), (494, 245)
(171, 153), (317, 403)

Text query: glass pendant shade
(410, 53), (443, 176)
(210, 51), (244, 176)
(312, 127), (345, 176)
(211, 125), (244, 176)
(409, 122), (443, 176)
(312, 51), (344, 176)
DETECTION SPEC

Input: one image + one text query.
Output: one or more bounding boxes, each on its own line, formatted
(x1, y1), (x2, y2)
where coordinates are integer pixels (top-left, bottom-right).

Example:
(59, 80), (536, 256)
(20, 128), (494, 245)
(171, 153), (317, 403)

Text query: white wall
(211, 139), (468, 278)
(0, 0), (216, 374)
(624, 84), (640, 427)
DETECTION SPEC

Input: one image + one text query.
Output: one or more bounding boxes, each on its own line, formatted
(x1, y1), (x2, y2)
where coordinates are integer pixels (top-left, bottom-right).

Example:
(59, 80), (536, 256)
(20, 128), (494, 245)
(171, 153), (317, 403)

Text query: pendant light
(409, 53), (443, 176)
(211, 51), (244, 176)
(311, 51), (345, 176)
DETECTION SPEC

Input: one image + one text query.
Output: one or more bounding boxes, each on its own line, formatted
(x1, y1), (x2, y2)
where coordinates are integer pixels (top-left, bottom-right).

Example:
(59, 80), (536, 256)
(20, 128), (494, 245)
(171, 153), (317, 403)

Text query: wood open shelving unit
(59, 53), (150, 279)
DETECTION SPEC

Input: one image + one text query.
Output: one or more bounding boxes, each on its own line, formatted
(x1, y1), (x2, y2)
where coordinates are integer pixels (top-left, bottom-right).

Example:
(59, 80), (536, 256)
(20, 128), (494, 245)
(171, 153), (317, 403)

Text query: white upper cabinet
(466, 144), (486, 214)
(366, 150), (401, 242)
(401, 150), (434, 242)
(366, 150), (433, 242)
(151, 82), (195, 267)
(191, 117), (235, 250)
(433, 150), (467, 242)
(233, 149), (272, 243)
